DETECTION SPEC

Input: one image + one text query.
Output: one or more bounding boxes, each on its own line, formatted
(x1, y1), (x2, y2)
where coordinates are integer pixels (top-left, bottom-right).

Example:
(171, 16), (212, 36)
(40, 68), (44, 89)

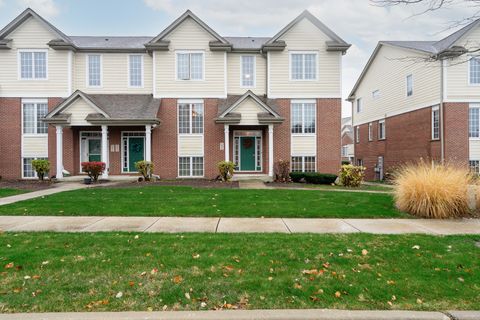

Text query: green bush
(339, 165), (365, 187)
(81, 162), (105, 182)
(342, 160), (351, 166)
(217, 161), (235, 182)
(274, 160), (290, 182)
(304, 173), (338, 185)
(289, 172), (306, 183)
(31, 159), (50, 181)
(135, 161), (154, 181)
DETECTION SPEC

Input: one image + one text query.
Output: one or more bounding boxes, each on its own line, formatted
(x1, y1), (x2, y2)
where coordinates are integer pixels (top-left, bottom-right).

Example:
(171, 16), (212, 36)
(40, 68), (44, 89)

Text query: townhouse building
(348, 19), (480, 180)
(341, 117), (354, 163)
(0, 8), (349, 180)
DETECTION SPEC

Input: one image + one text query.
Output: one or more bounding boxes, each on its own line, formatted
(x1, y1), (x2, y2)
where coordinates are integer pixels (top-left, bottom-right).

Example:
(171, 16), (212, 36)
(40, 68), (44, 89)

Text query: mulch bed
(111, 179), (239, 189)
(0, 179), (55, 191)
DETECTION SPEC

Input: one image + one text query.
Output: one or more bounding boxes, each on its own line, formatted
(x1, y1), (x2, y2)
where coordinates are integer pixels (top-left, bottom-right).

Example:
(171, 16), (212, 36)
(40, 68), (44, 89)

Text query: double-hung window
(87, 54), (102, 87)
(129, 55), (143, 87)
(469, 105), (480, 138)
(179, 156), (204, 177)
(178, 102), (204, 134)
(378, 120), (386, 140)
(470, 56), (480, 85)
(290, 52), (317, 80)
(241, 55), (255, 87)
(177, 52), (204, 80)
(432, 106), (440, 140)
(406, 74), (413, 96)
(291, 156), (316, 173)
(356, 98), (362, 113)
(291, 102), (316, 134)
(23, 157), (48, 179)
(23, 102), (48, 135)
(19, 50), (47, 80)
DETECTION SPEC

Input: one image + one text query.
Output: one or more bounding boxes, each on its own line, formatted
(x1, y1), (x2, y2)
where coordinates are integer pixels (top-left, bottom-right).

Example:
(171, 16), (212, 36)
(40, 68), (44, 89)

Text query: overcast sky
(0, 0), (473, 117)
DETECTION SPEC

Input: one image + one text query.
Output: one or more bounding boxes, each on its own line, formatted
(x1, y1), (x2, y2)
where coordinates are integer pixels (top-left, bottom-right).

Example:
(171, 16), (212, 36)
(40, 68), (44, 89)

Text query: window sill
(378, 138), (386, 141)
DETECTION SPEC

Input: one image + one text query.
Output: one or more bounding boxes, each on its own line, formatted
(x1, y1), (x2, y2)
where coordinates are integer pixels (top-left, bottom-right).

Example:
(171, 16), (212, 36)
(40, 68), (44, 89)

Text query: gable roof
(148, 10), (229, 45)
(0, 8), (71, 43)
(69, 36), (153, 50)
(266, 10), (350, 52)
(218, 91), (282, 118)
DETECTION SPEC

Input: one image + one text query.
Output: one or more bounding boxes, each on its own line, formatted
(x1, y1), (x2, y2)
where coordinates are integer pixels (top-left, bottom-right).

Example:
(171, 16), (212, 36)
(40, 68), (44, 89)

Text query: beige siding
(178, 135), (204, 156)
(154, 17), (225, 98)
(446, 26), (480, 101)
(470, 140), (480, 160)
(22, 136), (48, 157)
(227, 53), (266, 95)
(269, 18), (342, 98)
(62, 98), (97, 126)
(353, 45), (441, 126)
(291, 135), (316, 156)
(0, 17), (69, 97)
(74, 53), (153, 94)
(233, 98), (265, 125)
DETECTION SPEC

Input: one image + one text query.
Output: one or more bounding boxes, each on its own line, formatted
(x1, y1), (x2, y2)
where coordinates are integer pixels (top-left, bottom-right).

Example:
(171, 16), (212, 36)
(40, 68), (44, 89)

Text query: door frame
(233, 130), (262, 172)
(121, 131), (146, 173)
(79, 131), (103, 173)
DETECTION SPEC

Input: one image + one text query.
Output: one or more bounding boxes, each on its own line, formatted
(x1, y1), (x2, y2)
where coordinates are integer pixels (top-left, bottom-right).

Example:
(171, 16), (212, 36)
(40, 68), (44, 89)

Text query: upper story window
(372, 90), (380, 99)
(291, 101), (316, 134)
(23, 101), (48, 135)
(19, 50), (47, 80)
(470, 57), (480, 85)
(129, 55), (143, 87)
(432, 106), (440, 140)
(177, 52), (204, 80)
(378, 119), (386, 140)
(241, 55), (255, 87)
(355, 126), (360, 143)
(406, 74), (413, 96)
(368, 123), (373, 141)
(178, 101), (204, 134)
(87, 54), (102, 87)
(356, 98), (362, 113)
(290, 52), (317, 80)
(469, 104), (480, 138)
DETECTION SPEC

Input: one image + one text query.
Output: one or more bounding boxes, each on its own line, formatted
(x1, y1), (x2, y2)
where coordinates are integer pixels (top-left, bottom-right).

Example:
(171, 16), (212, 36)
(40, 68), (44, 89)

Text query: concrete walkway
(0, 309), (478, 320)
(1, 216), (479, 234)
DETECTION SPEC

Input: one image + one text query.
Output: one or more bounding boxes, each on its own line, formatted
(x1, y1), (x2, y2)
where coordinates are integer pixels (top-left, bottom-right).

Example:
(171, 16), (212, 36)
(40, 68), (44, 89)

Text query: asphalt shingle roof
(224, 37), (271, 50)
(69, 36), (153, 49)
(85, 94), (160, 120)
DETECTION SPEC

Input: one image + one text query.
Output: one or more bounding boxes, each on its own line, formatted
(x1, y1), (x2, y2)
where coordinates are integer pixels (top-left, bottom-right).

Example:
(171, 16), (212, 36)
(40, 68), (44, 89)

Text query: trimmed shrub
(304, 173), (338, 185)
(339, 165), (365, 187)
(289, 172), (306, 183)
(394, 161), (473, 219)
(31, 159), (50, 181)
(274, 160), (290, 183)
(341, 160), (351, 166)
(135, 161), (154, 181)
(217, 161), (235, 182)
(81, 162), (106, 182)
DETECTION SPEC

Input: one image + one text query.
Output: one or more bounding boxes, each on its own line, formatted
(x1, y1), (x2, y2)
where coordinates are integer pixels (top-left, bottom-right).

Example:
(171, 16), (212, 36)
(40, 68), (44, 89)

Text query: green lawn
(0, 186), (404, 218)
(0, 233), (478, 312)
(0, 188), (28, 198)
(277, 183), (394, 192)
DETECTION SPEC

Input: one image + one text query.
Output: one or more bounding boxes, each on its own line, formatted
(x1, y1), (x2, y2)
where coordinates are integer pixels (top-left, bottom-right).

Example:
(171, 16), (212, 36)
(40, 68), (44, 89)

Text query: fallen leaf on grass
(362, 249), (368, 256)
(173, 275), (183, 284)
(335, 291), (341, 298)
(4, 262), (14, 269)
(115, 291), (123, 299)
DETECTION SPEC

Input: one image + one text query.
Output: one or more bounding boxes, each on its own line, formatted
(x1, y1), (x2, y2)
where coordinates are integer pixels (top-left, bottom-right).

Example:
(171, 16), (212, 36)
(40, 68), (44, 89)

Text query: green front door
(240, 137), (256, 171)
(88, 139), (101, 162)
(128, 137), (145, 172)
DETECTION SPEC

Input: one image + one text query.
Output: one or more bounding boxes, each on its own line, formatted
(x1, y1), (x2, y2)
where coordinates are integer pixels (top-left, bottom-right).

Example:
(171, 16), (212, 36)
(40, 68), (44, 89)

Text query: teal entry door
(88, 139), (102, 162)
(240, 137), (256, 171)
(128, 137), (145, 172)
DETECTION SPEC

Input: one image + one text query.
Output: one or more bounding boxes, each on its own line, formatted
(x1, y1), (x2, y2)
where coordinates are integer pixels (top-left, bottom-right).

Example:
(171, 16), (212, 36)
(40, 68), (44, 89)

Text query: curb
(0, 309), (469, 320)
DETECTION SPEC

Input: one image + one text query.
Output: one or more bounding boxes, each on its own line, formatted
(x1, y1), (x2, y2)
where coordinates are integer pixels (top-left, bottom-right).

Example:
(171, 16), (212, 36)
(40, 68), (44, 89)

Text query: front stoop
(0, 309), (465, 320)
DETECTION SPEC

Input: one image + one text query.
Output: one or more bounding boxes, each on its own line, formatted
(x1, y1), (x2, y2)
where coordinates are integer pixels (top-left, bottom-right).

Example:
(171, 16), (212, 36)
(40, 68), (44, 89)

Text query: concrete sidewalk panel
(0, 216), (40, 231)
(412, 219), (480, 235)
(82, 217), (159, 232)
(146, 217), (219, 233)
(217, 218), (289, 233)
(8, 217), (104, 232)
(447, 311), (480, 320)
(344, 219), (432, 234)
(284, 219), (359, 233)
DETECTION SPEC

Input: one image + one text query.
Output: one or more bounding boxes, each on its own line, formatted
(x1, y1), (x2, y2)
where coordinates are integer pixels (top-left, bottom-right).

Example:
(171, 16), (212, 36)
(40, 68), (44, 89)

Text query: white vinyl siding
(290, 52), (317, 80)
(178, 102), (204, 134)
(19, 50), (47, 80)
(177, 52), (204, 80)
(378, 120), (386, 140)
(128, 55), (143, 87)
(234, 98), (264, 126)
(241, 55), (255, 87)
(291, 156), (316, 173)
(406, 74), (413, 96)
(22, 102), (48, 134)
(179, 156), (204, 177)
(87, 54), (102, 87)
(291, 102), (316, 134)
(432, 106), (440, 140)
(291, 136), (316, 156)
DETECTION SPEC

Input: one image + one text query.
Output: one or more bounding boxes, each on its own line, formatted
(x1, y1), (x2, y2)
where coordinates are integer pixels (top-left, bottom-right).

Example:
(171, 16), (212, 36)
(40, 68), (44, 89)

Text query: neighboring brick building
(348, 19), (480, 180)
(0, 8), (349, 180)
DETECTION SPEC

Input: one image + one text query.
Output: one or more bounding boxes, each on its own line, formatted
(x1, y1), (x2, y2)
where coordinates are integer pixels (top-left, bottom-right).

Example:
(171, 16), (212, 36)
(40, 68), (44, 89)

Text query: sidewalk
(0, 309), (477, 320)
(1, 216), (479, 234)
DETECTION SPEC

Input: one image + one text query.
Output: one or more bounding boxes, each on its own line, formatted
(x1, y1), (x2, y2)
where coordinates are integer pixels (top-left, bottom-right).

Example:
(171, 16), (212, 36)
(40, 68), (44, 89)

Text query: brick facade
(0, 98), (21, 179)
(444, 102), (469, 165)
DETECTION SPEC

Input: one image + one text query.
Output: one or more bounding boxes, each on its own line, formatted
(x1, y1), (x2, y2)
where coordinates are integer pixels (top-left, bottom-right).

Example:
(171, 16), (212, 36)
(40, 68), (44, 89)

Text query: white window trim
(177, 99), (205, 135)
(18, 49), (49, 81)
(178, 156), (205, 178)
(431, 106), (440, 140)
(86, 54), (103, 88)
(21, 99), (49, 137)
(378, 119), (386, 140)
(240, 55), (256, 88)
(469, 103), (480, 140)
(21, 156), (48, 180)
(127, 54), (144, 88)
(289, 51), (319, 81)
(468, 56), (480, 86)
(356, 98), (362, 114)
(291, 155), (317, 173)
(290, 99), (317, 135)
(368, 122), (373, 141)
(406, 74), (414, 97)
(175, 50), (205, 81)
(356, 126), (360, 143)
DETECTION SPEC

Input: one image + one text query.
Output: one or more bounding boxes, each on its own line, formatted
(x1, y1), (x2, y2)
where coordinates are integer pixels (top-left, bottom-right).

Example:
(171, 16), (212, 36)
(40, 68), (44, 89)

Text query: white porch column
(55, 125), (64, 179)
(268, 124), (274, 177)
(224, 124), (230, 162)
(101, 125), (109, 179)
(145, 125), (152, 162)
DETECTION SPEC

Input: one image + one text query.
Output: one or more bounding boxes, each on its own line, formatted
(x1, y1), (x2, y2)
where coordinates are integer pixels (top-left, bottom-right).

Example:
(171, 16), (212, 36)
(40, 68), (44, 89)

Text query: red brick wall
(355, 106), (442, 180)
(153, 99), (177, 179)
(273, 99), (291, 164)
(0, 98), (21, 179)
(444, 102), (469, 165)
(204, 99), (224, 179)
(317, 98), (341, 174)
